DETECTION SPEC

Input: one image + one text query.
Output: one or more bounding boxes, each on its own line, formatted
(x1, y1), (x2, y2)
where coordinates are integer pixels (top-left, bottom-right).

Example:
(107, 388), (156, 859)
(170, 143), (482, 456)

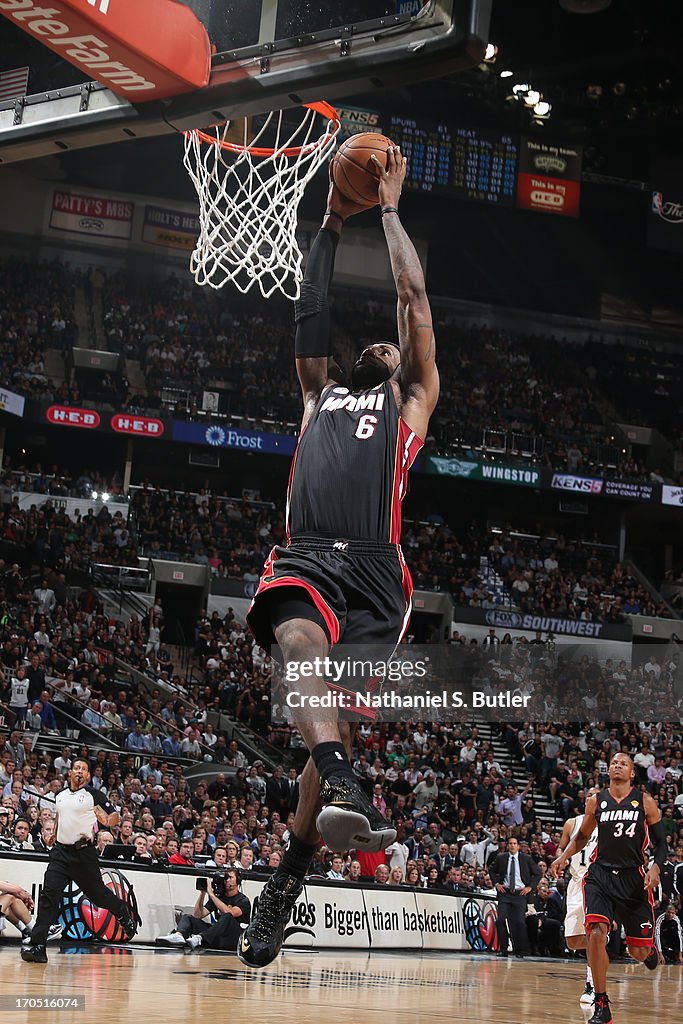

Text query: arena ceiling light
(524, 89), (542, 107)
(512, 83), (531, 95)
(533, 100), (553, 120)
(484, 42), (498, 62)
(500, 69), (513, 78)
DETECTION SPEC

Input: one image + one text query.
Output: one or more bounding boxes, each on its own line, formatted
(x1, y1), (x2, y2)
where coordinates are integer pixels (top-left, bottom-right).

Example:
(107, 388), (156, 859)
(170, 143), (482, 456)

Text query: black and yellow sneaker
(588, 994), (613, 1024)
(237, 874), (303, 969)
(316, 771), (397, 853)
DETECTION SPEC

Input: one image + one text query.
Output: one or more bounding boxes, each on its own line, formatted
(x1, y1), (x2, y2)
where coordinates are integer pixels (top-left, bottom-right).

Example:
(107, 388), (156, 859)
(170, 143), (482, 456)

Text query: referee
(21, 758), (138, 963)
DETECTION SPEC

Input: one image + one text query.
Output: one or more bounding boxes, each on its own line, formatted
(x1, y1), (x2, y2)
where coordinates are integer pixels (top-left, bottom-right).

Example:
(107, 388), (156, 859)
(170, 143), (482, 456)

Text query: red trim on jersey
(607, 785), (635, 806)
(625, 936), (654, 948)
(388, 423), (403, 544)
(389, 418), (423, 544)
(397, 545), (414, 642)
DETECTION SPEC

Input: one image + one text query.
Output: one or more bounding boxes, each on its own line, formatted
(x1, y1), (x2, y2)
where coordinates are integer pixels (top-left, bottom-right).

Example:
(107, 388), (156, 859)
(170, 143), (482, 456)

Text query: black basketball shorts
(248, 535), (413, 649)
(583, 862), (655, 947)
(246, 535), (413, 717)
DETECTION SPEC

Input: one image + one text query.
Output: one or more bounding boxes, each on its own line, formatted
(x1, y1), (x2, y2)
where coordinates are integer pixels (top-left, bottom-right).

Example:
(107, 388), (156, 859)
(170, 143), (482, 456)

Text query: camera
(195, 868), (227, 898)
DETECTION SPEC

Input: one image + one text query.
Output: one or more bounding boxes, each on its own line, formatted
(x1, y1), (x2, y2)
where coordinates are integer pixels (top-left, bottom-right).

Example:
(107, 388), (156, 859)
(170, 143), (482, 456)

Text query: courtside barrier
(0, 853), (500, 953)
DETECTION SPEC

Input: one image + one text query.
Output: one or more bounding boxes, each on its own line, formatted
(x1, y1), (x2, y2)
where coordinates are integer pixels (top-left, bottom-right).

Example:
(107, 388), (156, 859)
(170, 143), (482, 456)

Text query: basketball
(331, 132), (395, 205)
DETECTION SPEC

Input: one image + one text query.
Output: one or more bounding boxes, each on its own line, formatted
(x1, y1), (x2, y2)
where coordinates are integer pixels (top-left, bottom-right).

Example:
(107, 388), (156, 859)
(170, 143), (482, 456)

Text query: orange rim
(187, 101), (340, 157)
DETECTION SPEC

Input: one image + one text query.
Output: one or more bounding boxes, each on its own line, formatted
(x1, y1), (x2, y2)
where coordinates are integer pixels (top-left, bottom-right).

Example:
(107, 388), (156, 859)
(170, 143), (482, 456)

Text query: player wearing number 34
(551, 754), (665, 1024)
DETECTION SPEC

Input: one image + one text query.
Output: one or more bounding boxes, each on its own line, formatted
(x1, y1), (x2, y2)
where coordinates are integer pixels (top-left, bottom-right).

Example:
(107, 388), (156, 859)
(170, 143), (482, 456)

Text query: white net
(183, 104), (340, 300)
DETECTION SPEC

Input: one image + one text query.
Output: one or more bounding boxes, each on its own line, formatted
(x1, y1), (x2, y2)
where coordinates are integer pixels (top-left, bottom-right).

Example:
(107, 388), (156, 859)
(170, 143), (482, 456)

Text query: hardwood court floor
(2, 945), (682, 1024)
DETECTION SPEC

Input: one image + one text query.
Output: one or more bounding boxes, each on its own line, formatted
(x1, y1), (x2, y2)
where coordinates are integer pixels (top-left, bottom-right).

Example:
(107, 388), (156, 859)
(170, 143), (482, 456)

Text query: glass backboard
(0, 0), (491, 163)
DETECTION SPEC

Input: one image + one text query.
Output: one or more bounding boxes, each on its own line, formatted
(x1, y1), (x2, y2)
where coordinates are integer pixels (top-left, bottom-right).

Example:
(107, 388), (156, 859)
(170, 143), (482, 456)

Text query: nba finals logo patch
(58, 869), (139, 942)
(631, 801), (639, 808)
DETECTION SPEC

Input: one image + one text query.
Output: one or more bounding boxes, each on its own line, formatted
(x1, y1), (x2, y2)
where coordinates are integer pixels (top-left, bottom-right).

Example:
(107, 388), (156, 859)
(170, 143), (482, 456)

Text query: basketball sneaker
(20, 944), (48, 964)
(117, 905), (139, 939)
(643, 948), (659, 971)
(237, 874), (302, 969)
(588, 995), (612, 1024)
(156, 932), (187, 947)
(316, 772), (397, 853)
(579, 980), (595, 1005)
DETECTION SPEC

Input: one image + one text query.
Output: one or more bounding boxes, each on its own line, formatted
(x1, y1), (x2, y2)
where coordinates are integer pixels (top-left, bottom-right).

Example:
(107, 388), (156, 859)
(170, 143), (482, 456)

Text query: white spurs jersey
(568, 814), (598, 882)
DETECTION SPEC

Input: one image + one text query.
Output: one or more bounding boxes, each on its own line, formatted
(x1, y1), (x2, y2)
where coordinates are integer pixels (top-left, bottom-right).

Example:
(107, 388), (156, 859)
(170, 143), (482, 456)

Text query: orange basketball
(331, 132), (395, 205)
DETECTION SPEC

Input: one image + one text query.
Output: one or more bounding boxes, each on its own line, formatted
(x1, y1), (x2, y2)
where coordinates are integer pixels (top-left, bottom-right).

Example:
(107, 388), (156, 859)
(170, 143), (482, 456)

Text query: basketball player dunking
(551, 754), (665, 1024)
(239, 147), (439, 968)
(556, 788), (599, 1005)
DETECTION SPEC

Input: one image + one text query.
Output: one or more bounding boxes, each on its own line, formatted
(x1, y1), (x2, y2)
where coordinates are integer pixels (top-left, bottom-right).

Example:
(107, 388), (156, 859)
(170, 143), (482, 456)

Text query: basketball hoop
(183, 101), (341, 300)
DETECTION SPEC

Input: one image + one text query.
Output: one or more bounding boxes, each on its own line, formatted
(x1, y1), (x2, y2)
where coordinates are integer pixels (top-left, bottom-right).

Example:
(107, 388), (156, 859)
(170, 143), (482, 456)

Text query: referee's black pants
(497, 892), (528, 955)
(31, 842), (126, 946)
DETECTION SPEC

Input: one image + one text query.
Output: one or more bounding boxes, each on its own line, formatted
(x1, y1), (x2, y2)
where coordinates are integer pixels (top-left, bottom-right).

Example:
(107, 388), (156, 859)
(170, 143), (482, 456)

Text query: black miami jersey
(286, 381), (423, 543)
(593, 787), (649, 869)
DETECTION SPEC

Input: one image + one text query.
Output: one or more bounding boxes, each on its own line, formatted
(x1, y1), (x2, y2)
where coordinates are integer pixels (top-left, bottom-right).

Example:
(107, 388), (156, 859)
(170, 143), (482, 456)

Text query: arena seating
(2, 258), (681, 486)
(0, 261), (681, 954)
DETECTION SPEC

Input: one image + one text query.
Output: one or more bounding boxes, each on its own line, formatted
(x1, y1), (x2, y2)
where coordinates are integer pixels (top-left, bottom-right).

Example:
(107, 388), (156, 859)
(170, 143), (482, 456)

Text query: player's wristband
(381, 206), (399, 216)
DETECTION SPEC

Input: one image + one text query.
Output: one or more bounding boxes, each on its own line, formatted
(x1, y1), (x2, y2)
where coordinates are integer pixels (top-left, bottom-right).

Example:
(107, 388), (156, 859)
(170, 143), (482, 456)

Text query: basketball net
(183, 102), (340, 300)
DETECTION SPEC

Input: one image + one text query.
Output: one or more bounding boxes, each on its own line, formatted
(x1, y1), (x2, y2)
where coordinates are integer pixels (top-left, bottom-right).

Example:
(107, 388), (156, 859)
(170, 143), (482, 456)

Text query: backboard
(0, 0), (491, 164)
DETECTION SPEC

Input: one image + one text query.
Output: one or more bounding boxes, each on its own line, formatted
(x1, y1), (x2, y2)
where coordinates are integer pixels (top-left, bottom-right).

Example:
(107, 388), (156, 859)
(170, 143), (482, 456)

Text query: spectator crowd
(3, 257), (679, 482)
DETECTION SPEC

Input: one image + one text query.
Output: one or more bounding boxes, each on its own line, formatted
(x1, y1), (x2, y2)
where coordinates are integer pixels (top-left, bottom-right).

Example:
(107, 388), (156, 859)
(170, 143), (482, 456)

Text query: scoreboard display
(387, 115), (519, 205)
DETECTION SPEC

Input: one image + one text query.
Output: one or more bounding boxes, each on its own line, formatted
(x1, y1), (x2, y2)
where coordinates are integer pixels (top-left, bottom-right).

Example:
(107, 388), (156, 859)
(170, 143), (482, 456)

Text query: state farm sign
(46, 405), (100, 429)
(110, 414), (164, 437)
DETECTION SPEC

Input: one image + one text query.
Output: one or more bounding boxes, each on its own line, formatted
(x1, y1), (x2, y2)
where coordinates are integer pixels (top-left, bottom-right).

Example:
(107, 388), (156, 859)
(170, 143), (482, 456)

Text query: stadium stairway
(124, 359), (148, 396)
(74, 285), (91, 340)
(44, 347), (66, 385)
(475, 721), (560, 828)
(478, 555), (516, 607)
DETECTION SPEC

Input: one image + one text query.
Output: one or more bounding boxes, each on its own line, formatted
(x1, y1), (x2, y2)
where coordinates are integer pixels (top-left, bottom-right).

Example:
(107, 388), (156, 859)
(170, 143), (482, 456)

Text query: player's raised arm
(294, 179), (373, 409)
(557, 816), (576, 854)
(374, 146), (440, 438)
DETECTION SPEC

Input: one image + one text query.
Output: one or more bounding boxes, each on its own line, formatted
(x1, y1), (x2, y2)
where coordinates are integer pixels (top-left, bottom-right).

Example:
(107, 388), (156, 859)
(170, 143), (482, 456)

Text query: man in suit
(405, 827), (427, 862)
(265, 766), (289, 817)
(283, 768), (300, 814)
(489, 836), (541, 958)
(435, 841), (457, 877)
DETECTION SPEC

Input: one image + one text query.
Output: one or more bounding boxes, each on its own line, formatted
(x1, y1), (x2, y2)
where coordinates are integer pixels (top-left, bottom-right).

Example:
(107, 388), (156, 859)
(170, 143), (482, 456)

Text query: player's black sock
(275, 831), (318, 883)
(312, 742), (355, 782)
